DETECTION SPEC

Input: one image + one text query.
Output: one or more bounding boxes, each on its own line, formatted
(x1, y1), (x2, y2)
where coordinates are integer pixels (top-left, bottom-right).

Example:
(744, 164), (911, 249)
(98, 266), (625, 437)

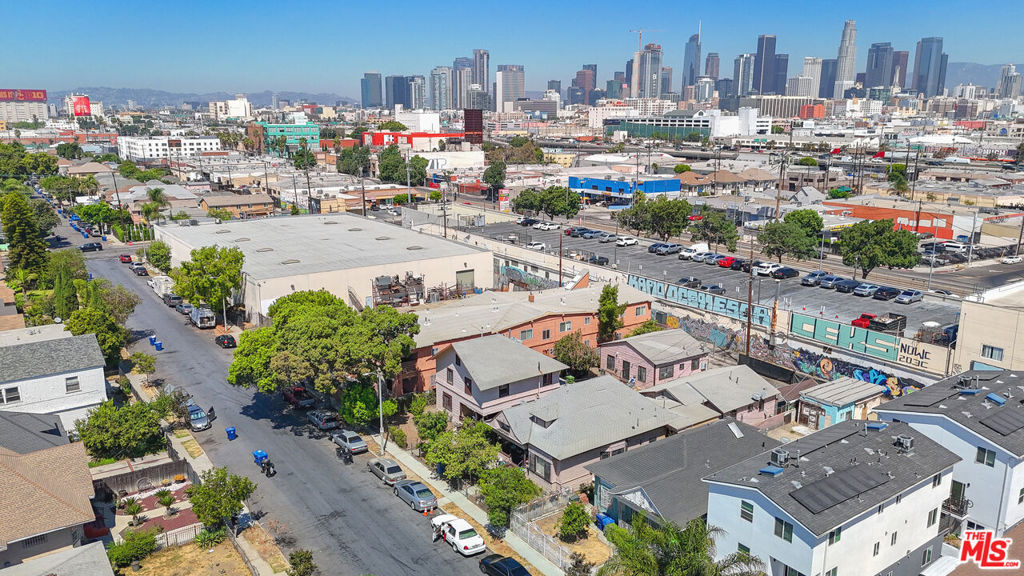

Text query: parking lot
(484, 221), (962, 335)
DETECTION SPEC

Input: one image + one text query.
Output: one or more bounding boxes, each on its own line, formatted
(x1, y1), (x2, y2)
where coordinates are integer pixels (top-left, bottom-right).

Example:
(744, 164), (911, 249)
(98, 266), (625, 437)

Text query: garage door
(456, 269), (475, 291)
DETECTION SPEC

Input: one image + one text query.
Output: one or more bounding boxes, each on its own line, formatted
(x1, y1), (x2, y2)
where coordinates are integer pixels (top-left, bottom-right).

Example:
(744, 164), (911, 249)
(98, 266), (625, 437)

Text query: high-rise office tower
(454, 67), (473, 109)
(819, 59), (838, 98)
(715, 78), (734, 98)
(472, 49), (490, 93)
(408, 76), (426, 109)
(661, 66), (674, 96)
(695, 77), (714, 102)
(773, 54), (789, 95)
(605, 79), (620, 99)
(633, 43), (663, 98)
(385, 75), (409, 109)
(833, 20), (857, 98)
(998, 64), (1023, 98)
(360, 72), (382, 108)
(734, 53), (755, 97)
(801, 57), (822, 99)
(429, 66), (453, 111)
(547, 80), (562, 95)
(271, 92), (279, 109)
(912, 37), (948, 97)
(892, 51), (909, 89)
(682, 30), (702, 89)
(625, 59), (634, 91)
(583, 64), (597, 77)
(495, 65), (525, 112)
(705, 53), (720, 80)
(753, 34), (777, 95)
(572, 68), (596, 105)
(865, 42), (894, 89)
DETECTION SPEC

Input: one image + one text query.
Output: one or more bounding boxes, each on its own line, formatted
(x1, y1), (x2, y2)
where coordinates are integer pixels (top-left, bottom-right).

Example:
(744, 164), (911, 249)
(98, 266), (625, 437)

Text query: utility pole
(744, 235), (754, 358)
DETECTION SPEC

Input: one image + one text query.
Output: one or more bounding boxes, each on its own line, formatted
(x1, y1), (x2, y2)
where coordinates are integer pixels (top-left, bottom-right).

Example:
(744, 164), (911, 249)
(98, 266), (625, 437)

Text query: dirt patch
(535, 512), (611, 565)
(132, 540), (249, 576)
(242, 522), (289, 573)
(181, 439), (203, 458)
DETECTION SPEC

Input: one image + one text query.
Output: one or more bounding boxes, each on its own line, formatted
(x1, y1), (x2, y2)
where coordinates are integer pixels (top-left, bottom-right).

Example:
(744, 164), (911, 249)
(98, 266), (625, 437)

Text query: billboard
(73, 96), (91, 116)
(0, 89), (47, 102)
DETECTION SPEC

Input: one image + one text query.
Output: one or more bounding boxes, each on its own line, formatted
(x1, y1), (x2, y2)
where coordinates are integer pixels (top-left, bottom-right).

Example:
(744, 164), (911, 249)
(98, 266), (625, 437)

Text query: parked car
(581, 229), (604, 239)
(678, 276), (701, 288)
(929, 289), (954, 296)
(187, 402), (211, 432)
(518, 218), (538, 227)
(163, 293), (183, 307)
(367, 457), (406, 485)
(616, 236), (638, 246)
(331, 430), (368, 454)
(873, 286), (901, 300)
(648, 243), (667, 254)
(1002, 255), (1023, 264)
(175, 302), (194, 315)
(283, 387), (317, 409)
(531, 221), (548, 230)
(895, 289), (923, 304)
(307, 410), (339, 430)
(133, 267), (149, 276)
(801, 270), (830, 286)
(835, 279), (862, 293)
(701, 284), (726, 295)
(565, 226), (586, 237)
(597, 233), (616, 243)
(729, 258), (748, 271)
(705, 254), (727, 266)
(588, 255), (609, 266)
(771, 267), (800, 279)
(817, 275), (843, 289)
(679, 243), (710, 260)
(655, 243), (681, 255)
(853, 284), (880, 297)
(754, 262), (781, 276)
(431, 514), (486, 556)
(215, 334), (236, 348)
(78, 242), (103, 252)
(539, 222), (560, 230)
(514, 216), (527, 225)
(394, 480), (437, 511)
(526, 241), (546, 250)
(691, 251), (714, 263)
(717, 256), (736, 268)
(479, 554), (531, 576)
(119, 254), (133, 263)
(851, 313), (877, 328)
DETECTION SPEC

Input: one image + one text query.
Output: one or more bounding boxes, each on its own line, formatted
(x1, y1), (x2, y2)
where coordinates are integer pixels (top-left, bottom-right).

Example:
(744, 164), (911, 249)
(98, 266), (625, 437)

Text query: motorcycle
(253, 450), (276, 477)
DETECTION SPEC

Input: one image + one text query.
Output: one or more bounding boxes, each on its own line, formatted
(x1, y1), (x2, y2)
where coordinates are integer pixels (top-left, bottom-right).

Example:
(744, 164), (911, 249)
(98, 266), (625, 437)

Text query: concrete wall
(957, 294), (1024, 371)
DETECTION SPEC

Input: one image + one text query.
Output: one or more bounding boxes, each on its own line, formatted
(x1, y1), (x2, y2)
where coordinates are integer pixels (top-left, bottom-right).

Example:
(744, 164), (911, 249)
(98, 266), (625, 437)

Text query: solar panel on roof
(903, 386), (957, 407)
(794, 425), (859, 455)
(790, 465), (890, 514)
(980, 407), (1024, 436)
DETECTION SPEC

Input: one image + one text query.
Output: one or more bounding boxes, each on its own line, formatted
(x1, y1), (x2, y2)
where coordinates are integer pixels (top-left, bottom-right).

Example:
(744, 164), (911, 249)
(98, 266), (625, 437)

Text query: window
(659, 365), (674, 380)
(65, 376), (80, 393)
(542, 373), (554, 386)
(737, 543), (750, 557)
(1, 386), (20, 404)
(520, 329), (533, 341)
(559, 321), (572, 332)
(873, 542), (880, 556)
(529, 455), (551, 481)
(691, 358), (700, 370)
(740, 501), (754, 522)
(896, 494), (902, 504)
(635, 305), (646, 316)
(455, 355), (461, 366)
(636, 366), (647, 383)
(442, 393), (452, 411)
(606, 356), (616, 370)
(825, 569), (837, 576)
(877, 504), (884, 514)
(498, 385), (509, 398)
(464, 378), (472, 395)
(922, 548), (933, 566)
(774, 517), (793, 542)
(1019, 488), (1024, 505)
(542, 329), (551, 339)
(891, 532), (898, 546)
(431, 346), (439, 356)
(584, 316), (591, 325)
(20, 534), (47, 548)
(828, 527), (841, 544)
(976, 447), (996, 467)
(446, 368), (453, 384)
(932, 474), (942, 488)
(927, 508), (938, 527)
(981, 345), (1004, 361)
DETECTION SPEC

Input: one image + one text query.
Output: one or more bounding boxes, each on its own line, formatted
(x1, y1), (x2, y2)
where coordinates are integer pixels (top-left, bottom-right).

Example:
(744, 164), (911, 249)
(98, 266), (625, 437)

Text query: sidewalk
(374, 435), (564, 576)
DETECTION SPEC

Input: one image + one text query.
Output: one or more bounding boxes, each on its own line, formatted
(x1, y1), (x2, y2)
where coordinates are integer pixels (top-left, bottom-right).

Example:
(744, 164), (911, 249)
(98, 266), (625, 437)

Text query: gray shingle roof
(0, 412), (68, 454)
(450, 335), (567, 391)
(876, 369), (1024, 458)
(0, 334), (104, 385)
(0, 541), (114, 576)
(801, 376), (886, 407)
(496, 376), (676, 460)
(703, 420), (960, 537)
(603, 329), (707, 366)
(585, 419), (779, 525)
(647, 365), (779, 414)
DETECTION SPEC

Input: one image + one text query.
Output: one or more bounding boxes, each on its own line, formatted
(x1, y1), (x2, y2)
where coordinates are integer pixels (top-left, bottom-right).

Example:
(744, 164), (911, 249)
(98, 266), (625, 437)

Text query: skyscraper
(865, 42), (894, 89)
(773, 54), (789, 95)
(572, 68), (596, 105)
(360, 72), (382, 108)
(472, 49), (490, 93)
(912, 37), (948, 97)
(682, 31), (702, 89)
(695, 77), (714, 102)
(495, 65), (525, 112)
(753, 35), (777, 95)
(998, 64), (1023, 98)
(832, 20), (857, 98)
(661, 66), (674, 96)
(705, 53), (720, 80)
(408, 76), (426, 109)
(892, 51), (909, 89)
(734, 53), (755, 97)
(819, 59), (838, 98)
(385, 75), (408, 109)
(429, 66), (453, 111)
(634, 43), (663, 98)
(583, 64), (597, 77)
(802, 57), (822, 99)
(454, 67), (473, 109)
(547, 80), (562, 97)
(625, 59), (634, 91)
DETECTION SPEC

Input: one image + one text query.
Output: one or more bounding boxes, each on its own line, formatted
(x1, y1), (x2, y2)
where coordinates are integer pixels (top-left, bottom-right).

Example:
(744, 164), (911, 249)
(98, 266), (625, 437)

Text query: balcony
(942, 497), (970, 518)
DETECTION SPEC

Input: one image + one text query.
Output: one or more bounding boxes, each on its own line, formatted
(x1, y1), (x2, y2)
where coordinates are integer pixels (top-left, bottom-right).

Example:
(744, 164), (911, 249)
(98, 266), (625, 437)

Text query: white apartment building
(623, 97), (676, 116)
(876, 370), (1024, 537)
(0, 100), (48, 123)
(704, 420), (958, 576)
(117, 136), (222, 162)
(395, 109), (441, 132)
(209, 94), (253, 120)
(588, 105), (641, 129)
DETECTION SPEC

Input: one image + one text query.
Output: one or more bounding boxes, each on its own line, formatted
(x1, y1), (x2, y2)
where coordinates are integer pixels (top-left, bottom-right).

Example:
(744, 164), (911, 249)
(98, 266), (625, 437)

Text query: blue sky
(8, 0), (1023, 96)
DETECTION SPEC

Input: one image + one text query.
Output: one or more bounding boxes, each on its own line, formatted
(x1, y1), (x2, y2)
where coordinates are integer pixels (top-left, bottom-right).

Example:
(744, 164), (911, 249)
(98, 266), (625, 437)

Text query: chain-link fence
(508, 490), (577, 570)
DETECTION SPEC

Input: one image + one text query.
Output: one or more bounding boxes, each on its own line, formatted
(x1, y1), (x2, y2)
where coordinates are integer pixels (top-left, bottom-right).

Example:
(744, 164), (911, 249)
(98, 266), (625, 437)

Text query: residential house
(875, 369), (1024, 537)
(599, 329), (709, 390)
(490, 375), (676, 489)
(0, 412), (67, 454)
(642, 365), (781, 429)
(434, 335), (567, 421)
(63, 161), (113, 178)
(799, 376), (886, 430)
(199, 193), (275, 218)
(0, 542), (113, 576)
(704, 420), (959, 576)
(587, 419), (779, 529)
(0, 331), (107, 431)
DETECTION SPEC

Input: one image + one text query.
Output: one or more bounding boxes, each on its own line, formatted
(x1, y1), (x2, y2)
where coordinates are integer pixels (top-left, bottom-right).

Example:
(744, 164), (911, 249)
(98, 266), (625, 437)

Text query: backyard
(131, 540), (249, 576)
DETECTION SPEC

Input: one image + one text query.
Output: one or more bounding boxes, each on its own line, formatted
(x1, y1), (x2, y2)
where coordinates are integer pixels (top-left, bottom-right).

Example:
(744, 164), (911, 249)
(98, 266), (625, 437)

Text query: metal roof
(801, 376), (886, 407)
(602, 329), (708, 366)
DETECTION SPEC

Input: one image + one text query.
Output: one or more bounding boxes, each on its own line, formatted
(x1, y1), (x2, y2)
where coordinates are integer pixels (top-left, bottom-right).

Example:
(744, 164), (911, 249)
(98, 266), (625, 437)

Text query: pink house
(434, 335), (568, 421)
(641, 365), (782, 429)
(599, 329), (709, 390)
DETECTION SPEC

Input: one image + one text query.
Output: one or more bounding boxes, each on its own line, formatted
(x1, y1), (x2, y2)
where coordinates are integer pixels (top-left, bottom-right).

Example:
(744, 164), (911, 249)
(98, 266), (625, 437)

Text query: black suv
(78, 242), (103, 252)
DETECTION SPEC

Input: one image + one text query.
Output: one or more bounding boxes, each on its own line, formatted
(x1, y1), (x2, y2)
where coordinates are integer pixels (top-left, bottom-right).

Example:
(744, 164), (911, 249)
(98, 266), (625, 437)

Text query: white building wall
(395, 110), (441, 132)
(0, 366), (106, 430)
(587, 106), (640, 129)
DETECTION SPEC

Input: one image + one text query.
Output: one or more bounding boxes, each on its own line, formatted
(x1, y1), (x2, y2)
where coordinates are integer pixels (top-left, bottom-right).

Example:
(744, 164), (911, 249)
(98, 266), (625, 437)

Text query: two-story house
(0, 332), (107, 431)
(434, 334), (567, 421)
(704, 420), (959, 576)
(598, 329), (709, 389)
(641, 365), (781, 430)
(875, 369), (1024, 537)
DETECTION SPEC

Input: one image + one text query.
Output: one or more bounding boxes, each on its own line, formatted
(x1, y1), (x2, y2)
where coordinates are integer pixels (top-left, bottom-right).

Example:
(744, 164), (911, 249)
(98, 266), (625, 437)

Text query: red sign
(0, 89), (47, 102)
(960, 531), (1020, 569)
(73, 96), (91, 116)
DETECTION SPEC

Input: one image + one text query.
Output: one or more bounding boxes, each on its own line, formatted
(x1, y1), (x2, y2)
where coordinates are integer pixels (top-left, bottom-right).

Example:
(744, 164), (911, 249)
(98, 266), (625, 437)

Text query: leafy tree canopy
(377, 120), (408, 131)
(66, 307), (127, 366)
(186, 467), (257, 529)
(479, 467), (541, 527)
(553, 331), (597, 375)
(425, 418), (499, 482)
(598, 285), (626, 342)
(839, 219), (919, 279)
(171, 245), (244, 314)
(77, 400), (164, 460)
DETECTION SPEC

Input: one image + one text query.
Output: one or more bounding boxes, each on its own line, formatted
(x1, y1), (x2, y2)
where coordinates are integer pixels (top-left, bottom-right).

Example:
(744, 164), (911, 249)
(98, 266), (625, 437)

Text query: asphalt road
(81, 248), (482, 575)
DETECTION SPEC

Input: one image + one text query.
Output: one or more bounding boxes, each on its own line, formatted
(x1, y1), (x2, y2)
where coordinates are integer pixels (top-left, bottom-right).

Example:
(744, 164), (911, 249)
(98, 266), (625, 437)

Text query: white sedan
(526, 241), (546, 250)
(431, 514), (486, 556)
(616, 236), (639, 246)
(1002, 255), (1023, 264)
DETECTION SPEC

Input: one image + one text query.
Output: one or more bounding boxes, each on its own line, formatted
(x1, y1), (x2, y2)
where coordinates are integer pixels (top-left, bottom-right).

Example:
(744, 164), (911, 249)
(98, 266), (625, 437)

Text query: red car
(851, 313), (876, 328)
(717, 256), (736, 268)
(119, 254), (132, 263)
(283, 387), (316, 409)
(688, 215), (703, 221)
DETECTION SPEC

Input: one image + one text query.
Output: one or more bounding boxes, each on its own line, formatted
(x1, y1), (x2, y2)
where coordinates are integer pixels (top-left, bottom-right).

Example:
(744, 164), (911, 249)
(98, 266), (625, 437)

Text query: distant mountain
(944, 62), (1024, 90)
(48, 87), (357, 108)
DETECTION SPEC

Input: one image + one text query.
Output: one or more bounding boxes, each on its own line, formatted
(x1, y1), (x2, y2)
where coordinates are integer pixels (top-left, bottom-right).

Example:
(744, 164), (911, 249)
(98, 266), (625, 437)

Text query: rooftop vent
(987, 393), (1007, 406)
(215, 229), (230, 234)
(770, 448), (790, 467)
(895, 434), (914, 452)
(256, 247), (273, 252)
(234, 237), (250, 242)
(759, 465), (784, 477)
(376, 236), (391, 241)
(281, 259), (300, 265)
(324, 220), (338, 225)
(348, 227), (363, 232)
(407, 245), (423, 250)
(866, 422), (888, 431)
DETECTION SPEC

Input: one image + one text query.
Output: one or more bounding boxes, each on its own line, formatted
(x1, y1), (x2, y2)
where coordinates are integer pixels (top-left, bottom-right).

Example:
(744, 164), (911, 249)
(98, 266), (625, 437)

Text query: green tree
(413, 410), (449, 449)
(147, 240), (172, 272)
(429, 190), (442, 202)
(796, 156), (818, 166)
(29, 198), (59, 235)
(1, 192), (48, 272)
(408, 155), (428, 186)
(771, 125), (785, 134)
(690, 207), (739, 252)
(346, 305), (420, 382)
(338, 381), (397, 427)
(227, 327), (280, 392)
(828, 187), (851, 199)
(478, 467), (541, 527)
(538, 186), (581, 220)
(89, 278), (141, 325)
(106, 528), (158, 568)
(207, 207), (234, 220)
(840, 219), (919, 279)
(629, 320), (663, 337)
(647, 197), (691, 240)
(482, 161), (506, 194)
(565, 552), (596, 576)
(553, 331), (597, 375)
(673, 163), (692, 173)
(186, 467), (257, 529)
(558, 501), (591, 543)
(66, 308), (126, 366)
(891, 173), (909, 196)
(337, 145), (371, 176)
(377, 120), (408, 131)
(377, 144), (407, 183)
(598, 285), (626, 342)
(425, 418), (499, 482)
(130, 352), (156, 377)
(287, 550), (318, 576)
(171, 245), (244, 325)
(52, 264), (78, 321)
(512, 188), (542, 215)
(783, 209), (823, 239)
(56, 142), (84, 159)
(1016, 142), (1024, 165)
(887, 163), (907, 181)
(616, 192), (651, 236)
(292, 140), (317, 170)
(758, 221), (814, 263)
(77, 400), (165, 460)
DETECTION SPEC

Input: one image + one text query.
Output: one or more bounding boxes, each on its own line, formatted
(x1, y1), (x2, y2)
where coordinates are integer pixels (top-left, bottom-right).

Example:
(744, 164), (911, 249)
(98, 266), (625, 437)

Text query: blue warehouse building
(569, 176), (682, 207)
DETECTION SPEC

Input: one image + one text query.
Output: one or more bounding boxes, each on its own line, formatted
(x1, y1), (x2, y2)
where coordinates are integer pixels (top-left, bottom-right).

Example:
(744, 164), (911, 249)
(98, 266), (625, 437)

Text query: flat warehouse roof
(158, 213), (490, 281)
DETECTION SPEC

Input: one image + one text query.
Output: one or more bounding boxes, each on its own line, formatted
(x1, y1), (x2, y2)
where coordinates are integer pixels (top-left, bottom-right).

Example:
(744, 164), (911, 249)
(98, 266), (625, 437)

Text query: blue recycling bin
(148, 335), (157, 346)
(595, 513), (615, 531)
(226, 427), (237, 441)
(154, 341), (163, 351)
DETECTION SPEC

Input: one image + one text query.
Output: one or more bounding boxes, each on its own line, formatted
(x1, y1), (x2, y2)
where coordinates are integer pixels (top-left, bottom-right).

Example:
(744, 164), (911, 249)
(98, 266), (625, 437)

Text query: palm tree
(125, 501), (143, 527)
(141, 202), (161, 224)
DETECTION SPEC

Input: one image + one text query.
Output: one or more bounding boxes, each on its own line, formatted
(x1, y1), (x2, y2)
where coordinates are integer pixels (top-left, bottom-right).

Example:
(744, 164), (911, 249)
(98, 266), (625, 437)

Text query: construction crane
(629, 28), (664, 51)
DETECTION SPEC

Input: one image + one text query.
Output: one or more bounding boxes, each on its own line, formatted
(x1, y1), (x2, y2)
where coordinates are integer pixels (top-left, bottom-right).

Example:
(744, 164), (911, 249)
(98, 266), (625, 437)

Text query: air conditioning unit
(770, 448), (790, 466)
(895, 435), (914, 451)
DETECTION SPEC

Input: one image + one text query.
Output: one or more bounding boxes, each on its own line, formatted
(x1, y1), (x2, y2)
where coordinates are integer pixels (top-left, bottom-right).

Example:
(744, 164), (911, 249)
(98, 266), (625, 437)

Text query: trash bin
(226, 427), (237, 441)
(595, 513), (615, 531)
(148, 335), (157, 346)
(154, 341), (163, 351)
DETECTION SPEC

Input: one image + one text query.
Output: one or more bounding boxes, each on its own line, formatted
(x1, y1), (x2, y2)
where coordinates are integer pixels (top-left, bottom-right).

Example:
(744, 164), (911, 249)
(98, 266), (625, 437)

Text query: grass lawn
(181, 438), (203, 458)
(132, 540), (248, 576)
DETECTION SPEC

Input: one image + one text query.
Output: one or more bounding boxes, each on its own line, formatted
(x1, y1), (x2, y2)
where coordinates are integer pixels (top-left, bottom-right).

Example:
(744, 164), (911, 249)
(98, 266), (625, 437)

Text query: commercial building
(819, 59), (838, 98)
(208, 94), (253, 120)
(116, 136), (222, 162)
(865, 42), (895, 89)
(705, 52), (720, 80)
(733, 54), (755, 97)
(682, 32), (701, 89)
(893, 51), (910, 88)
(62, 94), (103, 119)
(429, 66), (453, 111)
(913, 37), (948, 98)
(495, 65), (525, 113)
(801, 57), (822, 100)
(773, 53), (790, 96)
(472, 49), (489, 93)
(361, 72), (383, 108)
(0, 89), (48, 123)
(632, 43), (663, 99)
(604, 108), (770, 141)
(258, 121), (319, 155)
(833, 20), (858, 98)
(740, 95), (824, 119)
(199, 193), (274, 218)
(569, 175), (681, 205)
(998, 64), (1023, 98)
(753, 34), (777, 95)
(453, 66), (473, 109)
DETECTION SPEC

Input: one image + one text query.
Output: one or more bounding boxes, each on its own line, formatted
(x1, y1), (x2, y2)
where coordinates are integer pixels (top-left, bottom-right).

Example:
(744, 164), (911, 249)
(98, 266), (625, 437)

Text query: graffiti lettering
(897, 342), (932, 368)
(629, 275), (772, 327)
(790, 313), (899, 361)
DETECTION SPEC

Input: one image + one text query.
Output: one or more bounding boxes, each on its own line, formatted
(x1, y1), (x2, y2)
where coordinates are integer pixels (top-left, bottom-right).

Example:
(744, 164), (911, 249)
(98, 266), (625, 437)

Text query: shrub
(193, 527), (226, 549)
(118, 375), (132, 397)
(558, 501), (590, 543)
(565, 552), (595, 576)
(409, 394), (427, 417)
(107, 528), (158, 567)
(388, 425), (407, 448)
(287, 549), (317, 576)
(125, 502), (144, 526)
(479, 467), (541, 527)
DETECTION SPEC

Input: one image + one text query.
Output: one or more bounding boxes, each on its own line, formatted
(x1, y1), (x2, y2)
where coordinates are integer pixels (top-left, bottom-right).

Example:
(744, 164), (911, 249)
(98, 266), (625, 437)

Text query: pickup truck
(283, 386), (317, 409)
(851, 313), (876, 328)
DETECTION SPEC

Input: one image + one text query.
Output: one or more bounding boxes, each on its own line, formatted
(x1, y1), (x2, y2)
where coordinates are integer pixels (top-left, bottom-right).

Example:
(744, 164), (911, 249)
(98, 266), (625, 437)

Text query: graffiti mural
(628, 274), (773, 327)
(786, 347), (926, 397)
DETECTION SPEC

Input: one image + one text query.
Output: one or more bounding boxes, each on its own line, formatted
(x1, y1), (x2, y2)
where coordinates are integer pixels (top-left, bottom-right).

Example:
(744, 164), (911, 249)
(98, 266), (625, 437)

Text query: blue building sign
(569, 177), (681, 205)
(627, 274), (772, 327)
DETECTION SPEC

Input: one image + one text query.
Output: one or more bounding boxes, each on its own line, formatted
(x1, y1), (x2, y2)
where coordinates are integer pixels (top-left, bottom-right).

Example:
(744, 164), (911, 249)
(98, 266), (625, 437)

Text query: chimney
(528, 292), (535, 302)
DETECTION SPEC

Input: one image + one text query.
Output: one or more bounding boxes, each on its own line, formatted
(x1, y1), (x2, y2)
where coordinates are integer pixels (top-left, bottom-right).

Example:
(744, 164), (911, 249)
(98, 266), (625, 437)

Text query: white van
(679, 243), (710, 260)
(942, 242), (970, 254)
